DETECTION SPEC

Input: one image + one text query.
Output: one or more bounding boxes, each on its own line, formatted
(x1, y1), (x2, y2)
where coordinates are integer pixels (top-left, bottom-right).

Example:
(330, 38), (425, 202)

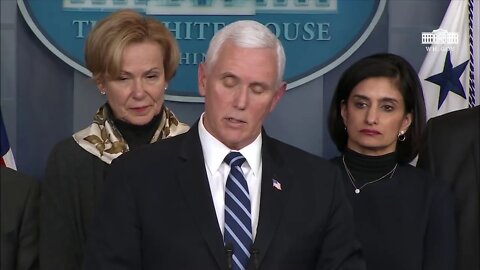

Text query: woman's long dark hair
(328, 53), (426, 164)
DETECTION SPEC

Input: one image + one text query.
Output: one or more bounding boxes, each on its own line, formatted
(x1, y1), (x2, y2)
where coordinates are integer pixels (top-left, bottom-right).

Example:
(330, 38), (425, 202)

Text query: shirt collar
(198, 113), (262, 175)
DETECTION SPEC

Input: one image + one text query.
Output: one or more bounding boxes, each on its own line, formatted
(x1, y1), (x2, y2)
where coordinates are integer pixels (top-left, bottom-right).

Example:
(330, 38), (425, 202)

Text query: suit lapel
(251, 135), (292, 268)
(175, 124), (228, 270)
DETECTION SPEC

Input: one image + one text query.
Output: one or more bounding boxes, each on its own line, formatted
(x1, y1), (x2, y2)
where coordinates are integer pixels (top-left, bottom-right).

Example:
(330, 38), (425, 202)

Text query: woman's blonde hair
(85, 9), (180, 82)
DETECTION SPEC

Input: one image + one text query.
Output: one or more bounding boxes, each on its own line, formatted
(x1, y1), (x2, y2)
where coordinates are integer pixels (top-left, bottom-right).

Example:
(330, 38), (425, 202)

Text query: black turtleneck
(112, 111), (162, 150)
(342, 148), (397, 187)
(331, 148), (456, 270)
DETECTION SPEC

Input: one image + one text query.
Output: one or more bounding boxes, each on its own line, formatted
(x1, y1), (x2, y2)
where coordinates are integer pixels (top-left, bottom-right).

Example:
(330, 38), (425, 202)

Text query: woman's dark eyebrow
(351, 94), (399, 103)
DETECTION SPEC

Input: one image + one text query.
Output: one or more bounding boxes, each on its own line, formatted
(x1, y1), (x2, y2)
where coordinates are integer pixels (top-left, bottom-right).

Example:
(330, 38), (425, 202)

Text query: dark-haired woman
(328, 53), (455, 270)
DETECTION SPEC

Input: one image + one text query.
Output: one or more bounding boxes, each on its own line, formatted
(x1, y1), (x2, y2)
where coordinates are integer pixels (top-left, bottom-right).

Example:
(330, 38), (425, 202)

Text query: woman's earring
(100, 90), (106, 95)
(398, 130), (406, 142)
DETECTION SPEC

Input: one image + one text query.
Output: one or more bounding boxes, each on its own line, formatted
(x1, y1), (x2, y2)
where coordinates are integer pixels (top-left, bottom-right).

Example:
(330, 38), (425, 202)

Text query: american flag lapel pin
(272, 178), (282, 191)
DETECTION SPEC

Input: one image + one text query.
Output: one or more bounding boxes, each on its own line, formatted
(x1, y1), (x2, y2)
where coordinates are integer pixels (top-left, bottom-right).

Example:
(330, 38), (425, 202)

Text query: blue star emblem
(425, 50), (469, 109)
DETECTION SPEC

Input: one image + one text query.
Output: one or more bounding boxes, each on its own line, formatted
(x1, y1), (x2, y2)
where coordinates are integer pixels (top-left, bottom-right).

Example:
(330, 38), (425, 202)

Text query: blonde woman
(40, 10), (188, 270)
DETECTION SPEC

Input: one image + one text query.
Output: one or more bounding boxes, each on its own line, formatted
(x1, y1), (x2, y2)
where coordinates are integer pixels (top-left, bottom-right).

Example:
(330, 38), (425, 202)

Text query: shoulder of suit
(431, 106), (479, 125)
(265, 136), (331, 165)
(428, 107), (479, 135)
(0, 166), (38, 193)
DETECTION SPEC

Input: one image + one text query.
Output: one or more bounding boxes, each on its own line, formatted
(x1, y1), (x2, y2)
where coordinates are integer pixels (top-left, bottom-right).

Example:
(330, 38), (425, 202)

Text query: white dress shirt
(198, 113), (262, 240)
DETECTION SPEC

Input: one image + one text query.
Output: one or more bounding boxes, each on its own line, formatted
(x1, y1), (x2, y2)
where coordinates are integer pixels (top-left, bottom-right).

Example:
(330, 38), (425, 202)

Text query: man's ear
(269, 82), (287, 113)
(198, 63), (207, 97)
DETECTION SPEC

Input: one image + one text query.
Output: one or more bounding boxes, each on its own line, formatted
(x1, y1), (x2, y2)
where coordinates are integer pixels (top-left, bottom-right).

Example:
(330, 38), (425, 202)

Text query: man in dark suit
(1, 166), (39, 270)
(417, 105), (480, 270)
(84, 20), (365, 270)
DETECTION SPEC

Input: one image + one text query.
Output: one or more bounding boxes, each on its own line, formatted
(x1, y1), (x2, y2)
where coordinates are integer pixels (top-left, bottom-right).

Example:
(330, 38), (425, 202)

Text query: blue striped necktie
(224, 152), (252, 270)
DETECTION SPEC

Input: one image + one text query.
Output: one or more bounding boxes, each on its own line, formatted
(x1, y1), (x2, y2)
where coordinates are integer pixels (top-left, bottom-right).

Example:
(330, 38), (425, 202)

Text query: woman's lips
(131, 106), (150, 114)
(360, 129), (381, 135)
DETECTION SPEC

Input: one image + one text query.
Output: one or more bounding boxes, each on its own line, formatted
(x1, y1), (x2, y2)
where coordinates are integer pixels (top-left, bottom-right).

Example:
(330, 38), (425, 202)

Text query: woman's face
(341, 77), (412, 156)
(97, 41), (167, 125)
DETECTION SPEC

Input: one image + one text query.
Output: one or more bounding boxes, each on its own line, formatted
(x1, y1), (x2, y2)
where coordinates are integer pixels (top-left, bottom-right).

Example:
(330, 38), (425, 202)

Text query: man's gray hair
(204, 20), (286, 85)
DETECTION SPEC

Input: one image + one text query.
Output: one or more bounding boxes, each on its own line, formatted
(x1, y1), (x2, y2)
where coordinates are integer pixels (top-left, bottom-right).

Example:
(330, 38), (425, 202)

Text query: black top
(111, 106), (162, 150)
(332, 149), (456, 270)
(341, 148), (397, 189)
(40, 107), (163, 270)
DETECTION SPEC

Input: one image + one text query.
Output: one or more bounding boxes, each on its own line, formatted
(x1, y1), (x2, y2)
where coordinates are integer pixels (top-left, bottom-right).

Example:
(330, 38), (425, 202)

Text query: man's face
(198, 42), (285, 150)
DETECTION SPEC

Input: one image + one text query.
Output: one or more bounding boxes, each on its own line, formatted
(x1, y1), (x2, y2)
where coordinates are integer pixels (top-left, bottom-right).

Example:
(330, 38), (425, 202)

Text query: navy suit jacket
(1, 166), (39, 270)
(84, 123), (365, 270)
(417, 106), (480, 270)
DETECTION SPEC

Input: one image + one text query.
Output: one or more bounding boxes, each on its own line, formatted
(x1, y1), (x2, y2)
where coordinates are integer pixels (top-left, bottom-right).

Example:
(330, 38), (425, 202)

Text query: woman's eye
(383, 105), (394, 111)
(354, 102), (367, 108)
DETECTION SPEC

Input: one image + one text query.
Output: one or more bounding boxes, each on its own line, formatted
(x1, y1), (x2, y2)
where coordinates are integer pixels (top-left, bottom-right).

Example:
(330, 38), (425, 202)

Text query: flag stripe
(0, 111), (16, 170)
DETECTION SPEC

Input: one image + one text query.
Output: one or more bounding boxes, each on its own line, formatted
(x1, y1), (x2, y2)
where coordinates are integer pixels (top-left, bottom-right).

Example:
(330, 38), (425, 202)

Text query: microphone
(251, 247), (260, 269)
(225, 244), (233, 270)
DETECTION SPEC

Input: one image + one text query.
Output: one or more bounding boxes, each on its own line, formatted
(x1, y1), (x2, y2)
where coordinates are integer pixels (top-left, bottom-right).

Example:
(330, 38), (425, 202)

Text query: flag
(418, 0), (479, 120)
(0, 110), (17, 170)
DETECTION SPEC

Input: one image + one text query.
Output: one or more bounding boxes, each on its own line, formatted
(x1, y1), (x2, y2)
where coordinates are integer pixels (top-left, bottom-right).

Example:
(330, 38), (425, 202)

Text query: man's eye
(251, 86), (266, 94)
(223, 77), (237, 87)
